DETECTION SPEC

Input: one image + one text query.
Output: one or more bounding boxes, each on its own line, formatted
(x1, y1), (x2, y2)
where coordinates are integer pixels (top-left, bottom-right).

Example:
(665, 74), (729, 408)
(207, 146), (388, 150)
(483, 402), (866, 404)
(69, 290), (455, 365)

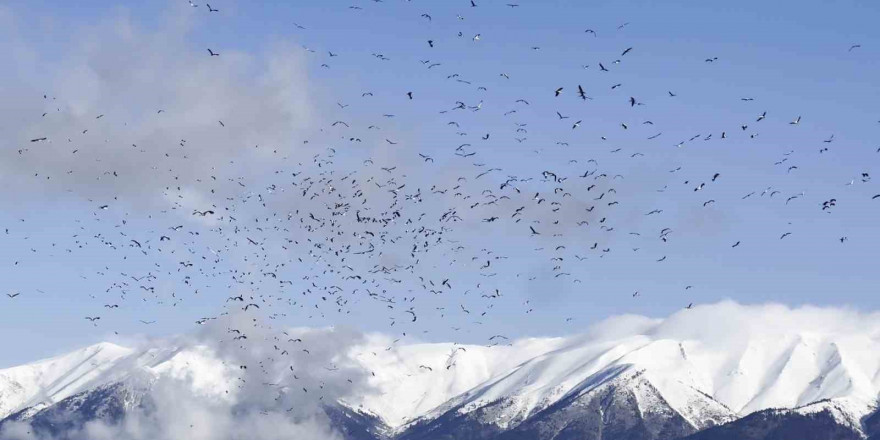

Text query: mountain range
(2, 304), (879, 440)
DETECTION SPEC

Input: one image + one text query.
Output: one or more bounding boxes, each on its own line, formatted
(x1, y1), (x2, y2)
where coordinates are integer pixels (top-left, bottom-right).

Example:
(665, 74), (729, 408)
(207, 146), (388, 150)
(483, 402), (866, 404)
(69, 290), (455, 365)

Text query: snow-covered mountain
(0, 342), (135, 418)
(1, 302), (879, 440)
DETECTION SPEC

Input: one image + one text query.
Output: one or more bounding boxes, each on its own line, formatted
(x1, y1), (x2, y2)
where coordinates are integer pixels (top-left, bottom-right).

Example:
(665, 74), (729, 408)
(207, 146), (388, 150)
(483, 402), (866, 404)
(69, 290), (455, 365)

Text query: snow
(147, 346), (237, 400)
(0, 342), (133, 419)
(790, 398), (871, 434)
(1, 302), (878, 432)
(363, 302), (880, 429)
(343, 334), (567, 428)
(0, 343), (234, 420)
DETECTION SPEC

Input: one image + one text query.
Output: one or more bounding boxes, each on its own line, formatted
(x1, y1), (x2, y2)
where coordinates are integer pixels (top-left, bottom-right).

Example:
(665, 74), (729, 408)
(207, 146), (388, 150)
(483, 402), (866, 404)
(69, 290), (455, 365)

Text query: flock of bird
(3, 0), (878, 400)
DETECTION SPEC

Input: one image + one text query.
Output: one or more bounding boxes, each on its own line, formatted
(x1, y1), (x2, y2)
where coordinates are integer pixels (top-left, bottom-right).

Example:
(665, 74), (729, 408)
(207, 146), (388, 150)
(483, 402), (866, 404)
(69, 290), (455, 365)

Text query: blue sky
(1, 0), (878, 367)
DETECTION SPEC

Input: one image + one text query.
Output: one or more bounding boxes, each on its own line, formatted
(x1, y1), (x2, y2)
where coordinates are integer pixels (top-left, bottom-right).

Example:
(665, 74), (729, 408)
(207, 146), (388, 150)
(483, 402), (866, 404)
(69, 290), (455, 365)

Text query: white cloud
(0, 6), (315, 212)
(645, 300), (880, 345)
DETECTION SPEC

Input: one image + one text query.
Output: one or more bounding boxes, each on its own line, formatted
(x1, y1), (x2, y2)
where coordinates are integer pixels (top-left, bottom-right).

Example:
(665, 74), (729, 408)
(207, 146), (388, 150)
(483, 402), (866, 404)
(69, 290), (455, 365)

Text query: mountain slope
(396, 329), (878, 438)
(0, 382), (142, 438)
(682, 399), (870, 440)
(0, 342), (134, 419)
(345, 336), (566, 428)
(0, 383), (389, 440)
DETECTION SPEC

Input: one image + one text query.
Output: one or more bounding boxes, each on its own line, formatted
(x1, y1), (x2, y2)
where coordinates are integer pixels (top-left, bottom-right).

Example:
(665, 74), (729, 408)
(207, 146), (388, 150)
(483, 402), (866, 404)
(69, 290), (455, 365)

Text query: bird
(4, 1), (875, 397)
(6, 292), (20, 298)
(207, 4), (218, 12)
